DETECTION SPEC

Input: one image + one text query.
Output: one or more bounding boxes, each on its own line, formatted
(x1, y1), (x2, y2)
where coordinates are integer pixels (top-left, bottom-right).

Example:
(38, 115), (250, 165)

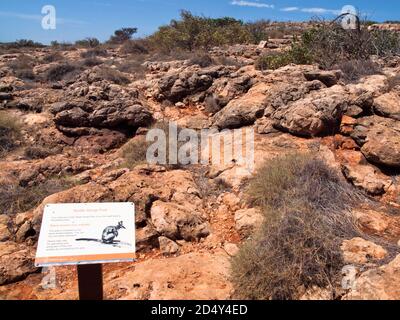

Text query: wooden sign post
(77, 264), (103, 300)
(35, 203), (136, 300)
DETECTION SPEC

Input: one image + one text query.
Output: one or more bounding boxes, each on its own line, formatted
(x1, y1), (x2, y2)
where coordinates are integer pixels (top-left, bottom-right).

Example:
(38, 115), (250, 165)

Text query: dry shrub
(115, 56), (147, 79)
(96, 67), (130, 85)
(188, 53), (213, 67)
(23, 146), (56, 160)
(41, 52), (63, 63)
(232, 153), (365, 300)
(7, 54), (36, 80)
(334, 59), (382, 82)
(80, 48), (108, 59)
(120, 39), (149, 55)
(121, 136), (149, 168)
(0, 111), (21, 157)
(0, 177), (76, 216)
(45, 62), (78, 82)
(81, 57), (102, 67)
(387, 74), (400, 91)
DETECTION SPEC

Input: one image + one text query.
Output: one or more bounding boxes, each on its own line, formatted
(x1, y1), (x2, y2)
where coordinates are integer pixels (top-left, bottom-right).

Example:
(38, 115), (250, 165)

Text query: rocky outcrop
(350, 116), (400, 168)
(271, 85), (348, 137)
(51, 99), (153, 135)
(154, 66), (231, 103)
(212, 82), (270, 129)
(374, 92), (400, 120)
(105, 250), (232, 300)
(341, 237), (388, 264)
(234, 208), (263, 237)
(344, 254), (400, 300)
(150, 201), (210, 241)
(0, 242), (38, 285)
(342, 163), (392, 195)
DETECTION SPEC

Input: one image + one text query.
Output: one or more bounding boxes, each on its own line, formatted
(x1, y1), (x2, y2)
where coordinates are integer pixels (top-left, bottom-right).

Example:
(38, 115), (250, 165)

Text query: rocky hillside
(1, 25), (400, 300)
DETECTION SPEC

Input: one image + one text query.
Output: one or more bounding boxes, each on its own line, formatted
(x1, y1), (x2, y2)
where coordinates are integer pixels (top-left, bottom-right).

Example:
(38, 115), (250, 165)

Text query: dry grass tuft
(232, 153), (365, 300)
(0, 112), (21, 157)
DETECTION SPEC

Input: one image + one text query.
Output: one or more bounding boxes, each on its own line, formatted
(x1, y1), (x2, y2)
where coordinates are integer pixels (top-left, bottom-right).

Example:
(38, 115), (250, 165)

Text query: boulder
(350, 116), (400, 168)
(0, 242), (38, 285)
(304, 69), (342, 87)
(341, 163), (392, 195)
(52, 99), (153, 135)
(158, 236), (180, 255)
(271, 85), (348, 137)
(341, 237), (388, 264)
(234, 208), (264, 237)
(374, 92), (400, 120)
(150, 201), (210, 241)
(344, 254), (400, 300)
(212, 82), (270, 129)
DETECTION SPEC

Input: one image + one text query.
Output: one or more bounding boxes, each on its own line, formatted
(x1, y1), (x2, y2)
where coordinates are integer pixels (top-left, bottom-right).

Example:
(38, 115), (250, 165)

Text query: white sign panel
(35, 203), (136, 267)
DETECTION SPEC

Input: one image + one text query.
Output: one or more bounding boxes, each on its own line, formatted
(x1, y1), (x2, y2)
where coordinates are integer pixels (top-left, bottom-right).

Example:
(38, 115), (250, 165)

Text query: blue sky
(0, 1), (399, 44)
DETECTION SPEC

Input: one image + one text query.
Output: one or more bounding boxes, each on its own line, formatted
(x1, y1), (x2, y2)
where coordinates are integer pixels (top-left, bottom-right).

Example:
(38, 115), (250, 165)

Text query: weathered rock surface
(374, 92), (400, 120)
(350, 116), (400, 168)
(212, 82), (270, 129)
(344, 254), (400, 300)
(51, 99), (153, 134)
(342, 163), (392, 195)
(304, 69), (342, 87)
(105, 250), (232, 300)
(150, 201), (210, 241)
(341, 237), (388, 264)
(234, 208), (263, 237)
(271, 85), (348, 137)
(0, 242), (38, 285)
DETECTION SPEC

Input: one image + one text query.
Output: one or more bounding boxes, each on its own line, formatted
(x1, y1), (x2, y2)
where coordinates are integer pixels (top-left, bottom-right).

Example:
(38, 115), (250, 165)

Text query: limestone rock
(158, 236), (180, 255)
(150, 201), (210, 241)
(344, 254), (400, 300)
(105, 250), (232, 300)
(341, 237), (388, 264)
(0, 242), (38, 285)
(234, 208), (263, 237)
(374, 92), (400, 120)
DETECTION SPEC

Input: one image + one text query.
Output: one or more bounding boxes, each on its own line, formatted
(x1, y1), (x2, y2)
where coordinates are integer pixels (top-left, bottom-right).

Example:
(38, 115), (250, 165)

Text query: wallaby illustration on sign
(76, 221), (126, 245)
(101, 221), (126, 244)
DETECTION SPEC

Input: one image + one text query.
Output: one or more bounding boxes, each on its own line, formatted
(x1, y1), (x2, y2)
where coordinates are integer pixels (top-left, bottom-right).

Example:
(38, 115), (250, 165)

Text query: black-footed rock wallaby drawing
(101, 221), (126, 244)
(76, 221), (126, 245)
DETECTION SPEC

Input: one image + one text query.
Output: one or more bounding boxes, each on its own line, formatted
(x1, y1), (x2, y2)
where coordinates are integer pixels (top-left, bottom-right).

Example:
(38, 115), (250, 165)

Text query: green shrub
(298, 24), (400, 69)
(109, 28), (138, 44)
(0, 112), (21, 157)
(75, 37), (100, 48)
(232, 153), (365, 300)
(148, 10), (255, 52)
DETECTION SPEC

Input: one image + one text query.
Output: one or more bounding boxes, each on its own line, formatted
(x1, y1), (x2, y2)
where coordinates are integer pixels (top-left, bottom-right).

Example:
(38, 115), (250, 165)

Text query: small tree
(109, 27), (138, 44)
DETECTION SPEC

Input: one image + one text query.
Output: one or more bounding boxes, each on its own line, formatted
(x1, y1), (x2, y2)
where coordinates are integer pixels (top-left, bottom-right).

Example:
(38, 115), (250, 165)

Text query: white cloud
(230, 1), (274, 9)
(280, 7), (341, 15)
(281, 7), (299, 12)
